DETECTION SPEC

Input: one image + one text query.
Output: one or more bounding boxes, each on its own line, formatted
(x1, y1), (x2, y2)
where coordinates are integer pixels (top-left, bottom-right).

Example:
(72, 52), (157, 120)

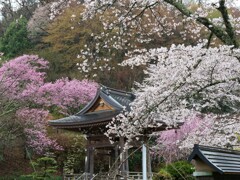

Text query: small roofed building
(49, 85), (136, 179)
(188, 144), (240, 180)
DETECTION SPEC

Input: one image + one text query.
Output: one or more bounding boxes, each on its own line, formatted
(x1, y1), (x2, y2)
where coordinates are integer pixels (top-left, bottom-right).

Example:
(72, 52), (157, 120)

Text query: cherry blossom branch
(130, 2), (159, 22)
(206, 32), (214, 48)
(217, 0), (239, 47)
(163, 0), (238, 47)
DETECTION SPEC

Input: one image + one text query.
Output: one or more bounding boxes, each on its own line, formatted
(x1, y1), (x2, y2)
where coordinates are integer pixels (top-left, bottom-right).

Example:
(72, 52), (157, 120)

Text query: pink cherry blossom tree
(155, 114), (213, 162)
(0, 55), (98, 155)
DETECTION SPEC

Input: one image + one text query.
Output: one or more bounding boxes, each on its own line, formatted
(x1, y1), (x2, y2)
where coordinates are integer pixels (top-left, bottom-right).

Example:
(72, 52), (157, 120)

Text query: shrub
(154, 161), (195, 180)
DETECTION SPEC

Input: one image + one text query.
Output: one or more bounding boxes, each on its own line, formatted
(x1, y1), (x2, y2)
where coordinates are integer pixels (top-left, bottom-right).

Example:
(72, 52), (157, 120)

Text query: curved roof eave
(76, 87), (102, 115)
(49, 110), (120, 127)
(48, 85), (135, 128)
(99, 91), (123, 110)
(75, 85), (131, 115)
(188, 144), (224, 174)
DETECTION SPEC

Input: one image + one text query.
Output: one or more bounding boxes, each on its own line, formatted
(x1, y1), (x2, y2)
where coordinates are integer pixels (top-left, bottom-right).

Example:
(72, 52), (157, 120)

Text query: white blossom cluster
(49, 0), (78, 20)
(107, 45), (240, 147)
(74, 0), (240, 76)
(28, 4), (52, 40)
(48, 0), (240, 76)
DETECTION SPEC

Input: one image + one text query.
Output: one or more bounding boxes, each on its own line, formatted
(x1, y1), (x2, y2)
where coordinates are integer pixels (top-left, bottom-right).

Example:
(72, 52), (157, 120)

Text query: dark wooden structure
(49, 85), (136, 179)
(188, 144), (240, 180)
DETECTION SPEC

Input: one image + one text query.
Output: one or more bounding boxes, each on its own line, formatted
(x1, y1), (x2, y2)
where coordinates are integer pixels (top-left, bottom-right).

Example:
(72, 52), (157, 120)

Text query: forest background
(0, 0), (240, 179)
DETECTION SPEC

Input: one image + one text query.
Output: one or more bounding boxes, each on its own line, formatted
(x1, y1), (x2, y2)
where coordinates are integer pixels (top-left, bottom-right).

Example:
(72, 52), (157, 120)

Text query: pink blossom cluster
(16, 108), (49, 129)
(0, 55), (48, 99)
(0, 55), (98, 154)
(155, 114), (213, 162)
(34, 78), (97, 113)
(0, 55), (98, 111)
(24, 129), (63, 154)
(16, 108), (63, 154)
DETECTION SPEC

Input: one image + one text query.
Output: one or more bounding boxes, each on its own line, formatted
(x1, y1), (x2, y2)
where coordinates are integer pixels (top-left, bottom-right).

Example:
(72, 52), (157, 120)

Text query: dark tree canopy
(0, 17), (31, 59)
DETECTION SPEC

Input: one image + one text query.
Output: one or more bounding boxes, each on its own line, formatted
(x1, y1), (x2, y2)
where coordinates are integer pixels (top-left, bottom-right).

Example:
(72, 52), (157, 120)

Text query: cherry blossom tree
(47, 0), (240, 158)
(107, 45), (240, 152)
(48, 0), (240, 80)
(27, 3), (52, 43)
(0, 55), (98, 156)
(74, 0), (239, 72)
(155, 114), (213, 162)
(27, 0), (73, 43)
(82, 0), (240, 46)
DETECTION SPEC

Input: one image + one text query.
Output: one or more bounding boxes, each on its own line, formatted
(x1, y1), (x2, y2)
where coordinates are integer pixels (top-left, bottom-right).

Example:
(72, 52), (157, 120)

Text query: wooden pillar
(119, 137), (130, 180)
(125, 149), (129, 177)
(109, 150), (113, 169)
(85, 138), (90, 175)
(142, 143), (147, 180)
(84, 148), (90, 173)
(147, 145), (152, 180)
(89, 147), (95, 179)
(115, 144), (119, 172)
(119, 137), (127, 179)
(120, 137), (125, 171)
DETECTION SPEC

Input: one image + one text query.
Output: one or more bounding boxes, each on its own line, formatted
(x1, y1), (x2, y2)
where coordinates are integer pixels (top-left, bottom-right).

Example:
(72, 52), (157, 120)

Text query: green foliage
(18, 177), (62, 180)
(128, 150), (142, 171)
(62, 135), (85, 174)
(0, 17), (31, 59)
(33, 49), (75, 81)
(153, 161), (195, 180)
(41, 5), (95, 80)
(46, 129), (86, 174)
(21, 156), (58, 180)
(155, 168), (172, 180)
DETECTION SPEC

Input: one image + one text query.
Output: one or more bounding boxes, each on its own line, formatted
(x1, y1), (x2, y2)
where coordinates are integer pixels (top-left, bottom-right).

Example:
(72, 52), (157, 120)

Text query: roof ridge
(100, 84), (135, 97)
(196, 144), (240, 154)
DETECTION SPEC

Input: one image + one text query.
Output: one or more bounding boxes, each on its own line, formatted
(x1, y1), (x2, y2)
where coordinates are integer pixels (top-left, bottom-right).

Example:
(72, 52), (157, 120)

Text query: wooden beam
(87, 143), (116, 149)
(87, 134), (109, 139)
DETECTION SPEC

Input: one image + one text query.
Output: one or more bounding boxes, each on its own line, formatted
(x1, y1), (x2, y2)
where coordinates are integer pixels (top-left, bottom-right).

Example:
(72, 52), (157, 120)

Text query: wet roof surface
(48, 85), (135, 128)
(188, 144), (240, 174)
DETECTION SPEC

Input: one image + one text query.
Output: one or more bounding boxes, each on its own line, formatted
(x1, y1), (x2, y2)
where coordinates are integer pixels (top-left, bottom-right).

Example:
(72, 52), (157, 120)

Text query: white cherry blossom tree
(50, 0), (240, 152)
(45, 1), (236, 74)
(75, 0), (240, 79)
(48, 1), (240, 77)
(107, 44), (240, 150)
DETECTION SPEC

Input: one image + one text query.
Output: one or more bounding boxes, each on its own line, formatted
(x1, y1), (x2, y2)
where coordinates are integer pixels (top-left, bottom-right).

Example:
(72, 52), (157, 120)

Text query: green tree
(0, 17), (31, 59)
(22, 156), (58, 179)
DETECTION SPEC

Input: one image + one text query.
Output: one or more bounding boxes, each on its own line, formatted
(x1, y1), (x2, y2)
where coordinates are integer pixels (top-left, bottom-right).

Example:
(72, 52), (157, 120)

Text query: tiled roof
(188, 144), (240, 174)
(48, 85), (135, 128)
(100, 85), (135, 111)
(48, 110), (119, 128)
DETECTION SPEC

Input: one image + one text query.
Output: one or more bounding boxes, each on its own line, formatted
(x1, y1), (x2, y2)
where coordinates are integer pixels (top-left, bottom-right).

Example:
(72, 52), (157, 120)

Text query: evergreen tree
(0, 17), (31, 59)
